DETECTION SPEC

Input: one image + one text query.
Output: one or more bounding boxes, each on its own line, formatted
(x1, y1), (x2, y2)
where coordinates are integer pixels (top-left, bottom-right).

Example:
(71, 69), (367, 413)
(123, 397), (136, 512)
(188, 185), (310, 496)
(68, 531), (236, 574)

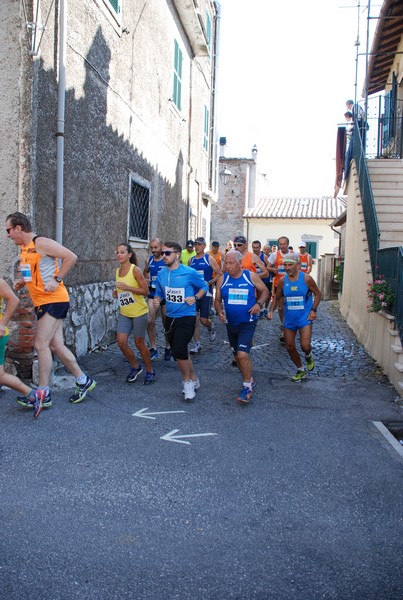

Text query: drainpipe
(55, 0), (67, 244)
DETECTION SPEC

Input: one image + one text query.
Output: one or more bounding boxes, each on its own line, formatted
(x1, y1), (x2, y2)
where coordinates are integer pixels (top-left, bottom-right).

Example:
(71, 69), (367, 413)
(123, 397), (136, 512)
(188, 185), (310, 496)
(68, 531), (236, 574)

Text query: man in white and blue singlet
(267, 253), (321, 382)
(153, 242), (208, 401)
(144, 237), (171, 360)
(189, 236), (222, 354)
(214, 251), (268, 404)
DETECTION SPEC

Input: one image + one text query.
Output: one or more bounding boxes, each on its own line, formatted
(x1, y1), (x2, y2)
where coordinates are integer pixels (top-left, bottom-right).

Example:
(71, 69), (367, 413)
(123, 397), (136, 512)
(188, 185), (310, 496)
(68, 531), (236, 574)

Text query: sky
(216, 0), (380, 197)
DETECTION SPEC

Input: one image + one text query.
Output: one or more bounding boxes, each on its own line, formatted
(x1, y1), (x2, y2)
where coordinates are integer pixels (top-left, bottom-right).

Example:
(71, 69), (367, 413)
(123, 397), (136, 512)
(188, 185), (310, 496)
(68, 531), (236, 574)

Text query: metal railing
(364, 96), (403, 159)
(351, 122), (403, 343)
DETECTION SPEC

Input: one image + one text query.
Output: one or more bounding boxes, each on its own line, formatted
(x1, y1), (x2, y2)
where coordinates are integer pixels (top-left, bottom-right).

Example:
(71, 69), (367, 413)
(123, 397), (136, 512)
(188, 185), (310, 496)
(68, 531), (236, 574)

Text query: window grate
(129, 180), (149, 240)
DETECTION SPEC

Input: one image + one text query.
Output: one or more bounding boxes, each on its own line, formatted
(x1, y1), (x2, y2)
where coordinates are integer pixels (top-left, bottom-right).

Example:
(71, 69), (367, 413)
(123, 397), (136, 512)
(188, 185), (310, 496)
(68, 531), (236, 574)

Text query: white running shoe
(208, 325), (216, 342)
(189, 342), (201, 354)
(182, 380), (196, 400)
(193, 378), (200, 391)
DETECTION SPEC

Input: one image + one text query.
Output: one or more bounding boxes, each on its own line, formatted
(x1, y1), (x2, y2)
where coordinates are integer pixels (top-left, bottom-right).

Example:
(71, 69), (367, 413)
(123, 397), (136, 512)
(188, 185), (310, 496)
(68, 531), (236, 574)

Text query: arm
(249, 272), (270, 315)
(116, 266), (149, 296)
(34, 237), (77, 293)
(307, 254), (313, 274)
(209, 256), (222, 283)
(185, 276), (208, 305)
(305, 275), (321, 321)
(143, 258), (150, 282)
(0, 279), (19, 338)
(252, 254), (269, 279)
(266, 279), (284, 320)
(213, 275), (225, 323)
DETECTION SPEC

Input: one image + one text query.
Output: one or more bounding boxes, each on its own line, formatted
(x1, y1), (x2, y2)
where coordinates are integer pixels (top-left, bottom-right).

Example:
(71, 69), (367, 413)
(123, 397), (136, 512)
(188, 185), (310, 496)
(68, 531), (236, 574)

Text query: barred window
(129, 175), (150, 241)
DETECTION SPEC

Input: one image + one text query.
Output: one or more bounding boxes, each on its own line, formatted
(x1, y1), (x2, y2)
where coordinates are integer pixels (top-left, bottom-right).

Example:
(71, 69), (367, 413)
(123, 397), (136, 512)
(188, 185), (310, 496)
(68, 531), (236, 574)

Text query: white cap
(298, 241), (306, 248)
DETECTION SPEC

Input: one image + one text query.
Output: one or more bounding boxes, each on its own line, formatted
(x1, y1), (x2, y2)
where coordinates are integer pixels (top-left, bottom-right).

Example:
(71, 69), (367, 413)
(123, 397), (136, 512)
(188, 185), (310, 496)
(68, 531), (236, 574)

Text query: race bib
(228, 288), (248, 305)
(165, 286), (185, 303)
(118, 291), (135, 307)
(20, 263), (32, 282)
(150, 275), (157, 289)
(278, 264), (285, 274)
(300, 263), (307, 271)
(287, 295), (304, 310)
(197, 270), (204, 279)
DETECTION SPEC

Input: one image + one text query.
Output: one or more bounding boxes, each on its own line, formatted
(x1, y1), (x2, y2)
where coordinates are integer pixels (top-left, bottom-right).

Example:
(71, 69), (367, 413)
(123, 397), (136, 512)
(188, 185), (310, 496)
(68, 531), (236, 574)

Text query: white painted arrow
(132, 408), (186, 420)
(160, 429), (218, 445)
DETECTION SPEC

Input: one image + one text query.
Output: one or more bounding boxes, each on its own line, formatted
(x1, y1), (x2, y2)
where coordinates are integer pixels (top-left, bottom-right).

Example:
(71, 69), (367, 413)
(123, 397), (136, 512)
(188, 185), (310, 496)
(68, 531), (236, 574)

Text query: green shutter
(203, 106), (209, 151)
(108, 0), (120, 14)
(173, 40), (182, 111)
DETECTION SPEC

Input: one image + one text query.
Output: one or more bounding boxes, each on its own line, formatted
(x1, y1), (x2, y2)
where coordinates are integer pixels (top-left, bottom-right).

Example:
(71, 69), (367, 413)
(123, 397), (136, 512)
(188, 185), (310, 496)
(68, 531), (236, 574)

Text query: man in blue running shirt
(154, 242), (208, 401)
(267, 253), (321, 382)
(214, 250), (268, 404)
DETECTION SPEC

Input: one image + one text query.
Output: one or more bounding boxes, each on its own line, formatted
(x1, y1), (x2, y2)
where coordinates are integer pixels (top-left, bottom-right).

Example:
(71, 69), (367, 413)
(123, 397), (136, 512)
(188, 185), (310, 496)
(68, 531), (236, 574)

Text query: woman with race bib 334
(114, 243), (155, 385)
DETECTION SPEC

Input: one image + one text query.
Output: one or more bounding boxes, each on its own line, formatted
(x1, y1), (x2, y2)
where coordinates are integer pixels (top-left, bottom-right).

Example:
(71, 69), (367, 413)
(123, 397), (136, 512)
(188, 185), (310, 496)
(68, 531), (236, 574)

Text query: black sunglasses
(233, 243), (244, 247)
(6, 227), (14, 234)
(162, 250), (175, 256)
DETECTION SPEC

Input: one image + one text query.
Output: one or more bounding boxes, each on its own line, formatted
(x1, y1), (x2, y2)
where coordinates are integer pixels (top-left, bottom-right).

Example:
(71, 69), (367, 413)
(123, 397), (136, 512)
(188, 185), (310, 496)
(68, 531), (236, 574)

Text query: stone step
(394, 361), (403, 373)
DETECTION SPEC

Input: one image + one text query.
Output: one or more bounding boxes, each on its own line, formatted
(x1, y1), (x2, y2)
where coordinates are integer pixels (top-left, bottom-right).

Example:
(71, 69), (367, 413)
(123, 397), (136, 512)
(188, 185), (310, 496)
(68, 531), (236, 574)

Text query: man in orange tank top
(233, 235), (268, 279)
(6, 212), (96, 417)
(298, 242), (313, 274)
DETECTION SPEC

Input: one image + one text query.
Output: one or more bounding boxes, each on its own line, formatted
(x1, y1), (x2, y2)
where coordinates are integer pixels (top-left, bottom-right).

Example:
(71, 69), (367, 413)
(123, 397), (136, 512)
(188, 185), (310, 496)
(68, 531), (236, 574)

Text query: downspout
(186, 59), (194, 242)
(55, 0), (67, 244)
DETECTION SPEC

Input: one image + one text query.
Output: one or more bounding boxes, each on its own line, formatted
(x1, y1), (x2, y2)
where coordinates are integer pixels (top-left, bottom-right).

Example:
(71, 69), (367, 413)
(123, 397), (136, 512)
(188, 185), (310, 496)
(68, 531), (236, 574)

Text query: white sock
(243, 381), (252, 390)
(76, 374), (87, 385)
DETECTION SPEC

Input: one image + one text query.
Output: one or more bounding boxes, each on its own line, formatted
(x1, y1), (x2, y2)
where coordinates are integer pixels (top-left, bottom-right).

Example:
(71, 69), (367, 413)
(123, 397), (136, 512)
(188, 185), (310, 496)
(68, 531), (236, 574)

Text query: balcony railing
(364, 95), (403, 159)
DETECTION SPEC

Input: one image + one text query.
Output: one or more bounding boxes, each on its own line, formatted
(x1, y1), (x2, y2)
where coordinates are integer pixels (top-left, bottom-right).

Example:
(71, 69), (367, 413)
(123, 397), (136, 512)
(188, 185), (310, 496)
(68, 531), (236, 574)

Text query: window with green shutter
(205, 11), (212, 53)
(173, 40), (183, 111)
(203, 106), (209, 151)
(107, 0), (121, 14)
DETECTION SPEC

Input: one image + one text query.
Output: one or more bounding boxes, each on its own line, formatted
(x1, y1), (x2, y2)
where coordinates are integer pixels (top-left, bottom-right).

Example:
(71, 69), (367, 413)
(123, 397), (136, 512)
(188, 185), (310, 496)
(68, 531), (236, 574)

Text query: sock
(305, 352), (312, 359)
(38, 385), (50, 395)
(243, 381), (252, 390)
(76, 374), (87, 385)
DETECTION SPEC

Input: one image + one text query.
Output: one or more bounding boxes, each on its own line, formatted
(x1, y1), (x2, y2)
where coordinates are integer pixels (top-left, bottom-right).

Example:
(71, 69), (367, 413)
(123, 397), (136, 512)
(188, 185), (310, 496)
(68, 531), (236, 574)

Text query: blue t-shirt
(147, 255), (166, 297)
(155, 264), (208, 318)
(189, 254), (214, 297)
(220, 270), (257, 326)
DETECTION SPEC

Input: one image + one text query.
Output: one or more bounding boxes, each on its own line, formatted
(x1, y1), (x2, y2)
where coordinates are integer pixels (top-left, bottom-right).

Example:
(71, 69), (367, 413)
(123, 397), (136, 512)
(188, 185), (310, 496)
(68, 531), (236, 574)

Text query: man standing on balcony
(346, 99), (367, 139)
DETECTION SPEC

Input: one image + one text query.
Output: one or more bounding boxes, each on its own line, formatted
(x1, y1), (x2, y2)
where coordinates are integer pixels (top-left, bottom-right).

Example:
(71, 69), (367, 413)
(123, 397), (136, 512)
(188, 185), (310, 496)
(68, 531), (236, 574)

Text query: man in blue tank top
(214, 251), (269, 404)
(267, 253), (321, 382)
(189, 237), (222, 354)
(154, 242), (208, 401)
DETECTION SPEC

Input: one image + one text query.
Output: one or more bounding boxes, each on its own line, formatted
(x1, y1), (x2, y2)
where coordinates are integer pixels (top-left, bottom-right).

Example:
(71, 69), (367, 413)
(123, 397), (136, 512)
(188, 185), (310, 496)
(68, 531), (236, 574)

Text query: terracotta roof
(244, 197), (347, 220)
(366, 0), (403, 95)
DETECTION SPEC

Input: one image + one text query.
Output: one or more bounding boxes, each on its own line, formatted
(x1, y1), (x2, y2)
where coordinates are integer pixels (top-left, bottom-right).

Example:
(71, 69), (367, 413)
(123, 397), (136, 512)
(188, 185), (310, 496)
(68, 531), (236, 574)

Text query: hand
(218, 311), (225, 323)
(249, 302), (260, 315)
(44, 278), (59, 293)
(185, 296), (197, 306)
(309, 310), (317, 321)
(117, 282), (131, 291)
(0, 323), (7, 338)
(266, 311), (274, 320)
(13, 280), (25, 292)
(112, 290), (118, 299)
(152, 297), (161, 309)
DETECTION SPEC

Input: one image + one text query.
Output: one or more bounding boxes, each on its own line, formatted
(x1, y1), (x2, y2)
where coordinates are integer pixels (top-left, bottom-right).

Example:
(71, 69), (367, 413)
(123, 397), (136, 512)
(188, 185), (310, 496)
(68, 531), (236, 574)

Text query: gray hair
(225, 250), (243, 263)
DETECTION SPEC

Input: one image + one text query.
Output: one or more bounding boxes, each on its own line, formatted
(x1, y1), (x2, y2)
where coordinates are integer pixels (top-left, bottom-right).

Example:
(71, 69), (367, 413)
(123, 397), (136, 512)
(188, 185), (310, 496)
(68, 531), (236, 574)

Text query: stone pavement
(80, 300), (393, 389)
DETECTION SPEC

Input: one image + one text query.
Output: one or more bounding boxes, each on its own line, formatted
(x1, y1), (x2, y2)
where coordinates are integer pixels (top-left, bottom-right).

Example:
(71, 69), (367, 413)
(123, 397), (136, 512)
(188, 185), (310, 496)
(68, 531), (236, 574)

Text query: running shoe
(126, 366), (143, 383)
(190, 342), (201, 355)
(33, 387), (47, 418)
(237, 386), (253, 404)
(143, 371), (156, 385)
(291, 369), (307, 382)
(16, 390), (53, 409)
(150, 348), (159, 360)
(208, 324), (216, 342)
(164, 348), (171, 361)
(193, 378), (200, 391)
(69, 376), (97, 403)
(306, 354), (315, 372)
(182, 380), (196, 401)
(250, 377), (256, 390)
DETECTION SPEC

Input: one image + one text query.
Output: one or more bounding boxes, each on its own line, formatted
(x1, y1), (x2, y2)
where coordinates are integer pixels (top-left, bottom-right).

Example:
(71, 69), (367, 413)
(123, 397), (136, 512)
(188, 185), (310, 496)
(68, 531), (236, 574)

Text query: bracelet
(311, 307), (317, 313)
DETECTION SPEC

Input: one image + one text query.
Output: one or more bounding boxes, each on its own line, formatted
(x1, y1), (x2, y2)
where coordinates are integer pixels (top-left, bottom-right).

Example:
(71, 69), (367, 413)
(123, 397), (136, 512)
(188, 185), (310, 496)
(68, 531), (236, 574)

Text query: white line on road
(372, 421), (403, 459)
(132, 408), (186, 420)
(160, 429), (218, 445)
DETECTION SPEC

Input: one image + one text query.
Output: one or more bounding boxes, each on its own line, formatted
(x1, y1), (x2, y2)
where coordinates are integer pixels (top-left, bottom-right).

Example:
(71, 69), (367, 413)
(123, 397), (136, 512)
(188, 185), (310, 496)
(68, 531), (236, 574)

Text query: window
(203, 105), (209, 151)
(107, 0), (121, 14)
(173, 40), (183, 111)
(305, 242), (317, 259)
(129, 174), (150, 241)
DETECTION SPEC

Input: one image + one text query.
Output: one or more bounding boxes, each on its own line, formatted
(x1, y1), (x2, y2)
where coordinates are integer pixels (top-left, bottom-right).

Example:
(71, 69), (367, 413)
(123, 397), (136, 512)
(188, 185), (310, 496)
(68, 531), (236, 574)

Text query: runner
(233, 235), (268, 278)
(114, 243), (155, 385)
(298, 241), (313, 274)
(6, 211), (96, 417)
(180, 240), (196, 265)
(143, 238), (171, 360)
(153, 242), (208, 401)
(267, 235), (292, 341)
(214, 250), (269, 404)
(252, 240), (271, 316)
(189, 237), (222, 354)
(267, 253), (321, 381)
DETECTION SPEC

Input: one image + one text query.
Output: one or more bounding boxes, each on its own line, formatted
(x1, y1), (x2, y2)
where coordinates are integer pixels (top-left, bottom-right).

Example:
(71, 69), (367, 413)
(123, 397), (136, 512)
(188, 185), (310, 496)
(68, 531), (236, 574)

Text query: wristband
(311, 307), (317, 313)
(194, 295), (199, 302)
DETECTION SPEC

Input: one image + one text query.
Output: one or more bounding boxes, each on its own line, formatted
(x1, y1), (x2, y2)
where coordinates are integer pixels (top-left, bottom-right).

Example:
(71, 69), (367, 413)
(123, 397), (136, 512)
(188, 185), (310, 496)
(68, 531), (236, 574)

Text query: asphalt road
(1, 301), (402, 600)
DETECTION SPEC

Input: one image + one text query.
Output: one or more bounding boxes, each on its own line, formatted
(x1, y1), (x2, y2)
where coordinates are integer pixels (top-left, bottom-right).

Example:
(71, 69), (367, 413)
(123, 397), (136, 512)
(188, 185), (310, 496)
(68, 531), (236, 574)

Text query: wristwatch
(194, 295), (199, 301)
(311, 307), (317, 313)
(53, 275), (63, 283)
(257, 301), (263, 308)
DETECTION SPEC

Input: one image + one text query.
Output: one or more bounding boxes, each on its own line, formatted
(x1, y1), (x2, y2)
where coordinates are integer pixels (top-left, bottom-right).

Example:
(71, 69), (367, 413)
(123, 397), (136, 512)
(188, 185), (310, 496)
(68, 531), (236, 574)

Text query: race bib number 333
(165, 286), (185, 303)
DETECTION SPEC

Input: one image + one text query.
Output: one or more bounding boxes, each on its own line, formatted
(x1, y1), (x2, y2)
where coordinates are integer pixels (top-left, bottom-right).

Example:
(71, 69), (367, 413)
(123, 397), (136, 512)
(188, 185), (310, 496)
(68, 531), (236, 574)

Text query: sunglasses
(6, 227), (14, 234)
(233, 243), (244, 247)
(162, 250), (175, 256)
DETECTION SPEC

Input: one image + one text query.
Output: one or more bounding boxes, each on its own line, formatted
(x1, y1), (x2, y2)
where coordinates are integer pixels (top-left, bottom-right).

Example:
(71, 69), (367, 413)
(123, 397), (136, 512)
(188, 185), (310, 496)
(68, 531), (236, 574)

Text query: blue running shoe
(17, 390), (52, 409)
(69, 376), (97, 403)
(143, 371), (156, 385)
(237, 386), (253, 404)
(126, 366), (143, 383)
(150, 348), (159, 360)
(164, 348), (171, 361)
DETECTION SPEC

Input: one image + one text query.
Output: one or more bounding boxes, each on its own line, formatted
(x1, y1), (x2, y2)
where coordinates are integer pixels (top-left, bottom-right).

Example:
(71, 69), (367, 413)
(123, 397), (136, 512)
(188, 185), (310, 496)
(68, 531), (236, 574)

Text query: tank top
(189, 254), (214, 296)
(220, 270), (257, 325)
(147, 255), (165, 297)
(0, 298), (9, 336)
(256, 251), (270, 283)
(273, 250), (287, 288)
(115, 265), (148, 318)
(299, 253), (310, 272)
(19, 237), (69, 307)
(241, 251), (257, 273)
(283, 272), (313, 317)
